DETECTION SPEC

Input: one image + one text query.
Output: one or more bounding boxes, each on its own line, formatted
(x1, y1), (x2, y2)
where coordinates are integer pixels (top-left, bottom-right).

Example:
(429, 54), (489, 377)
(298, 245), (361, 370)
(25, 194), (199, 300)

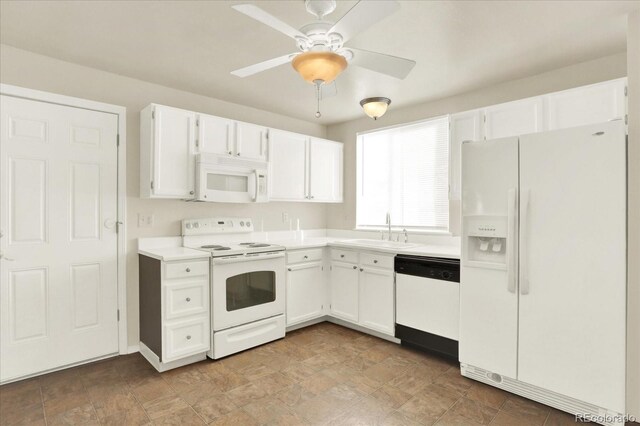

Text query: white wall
(626, 10), (640, 420)
(0, 44), (328, 348)
(325, 53), (628, 235)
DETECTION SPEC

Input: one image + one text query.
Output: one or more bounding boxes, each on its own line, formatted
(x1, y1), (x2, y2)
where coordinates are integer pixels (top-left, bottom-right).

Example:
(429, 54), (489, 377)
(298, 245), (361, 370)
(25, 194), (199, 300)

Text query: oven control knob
(240, 221), (245, 227)
(246, 222), (251, 227)
(186, 223), (192, 229)
(441, 271), (452, 279)
(194, 222), (200, 229)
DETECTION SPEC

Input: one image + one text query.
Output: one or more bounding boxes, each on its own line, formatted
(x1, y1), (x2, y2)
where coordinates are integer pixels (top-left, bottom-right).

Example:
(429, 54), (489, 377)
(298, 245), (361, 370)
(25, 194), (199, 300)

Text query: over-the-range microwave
(195, 153), (268, 203)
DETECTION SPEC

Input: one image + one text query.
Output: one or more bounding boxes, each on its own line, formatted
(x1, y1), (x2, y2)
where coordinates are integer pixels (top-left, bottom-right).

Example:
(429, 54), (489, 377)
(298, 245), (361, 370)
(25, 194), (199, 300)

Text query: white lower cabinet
(329, 261), (360, 323)
(359, 267), (395, 335)
(286, 249), (326, 326)
(139, 255), (210, 371)
(329, 250), (395, 336)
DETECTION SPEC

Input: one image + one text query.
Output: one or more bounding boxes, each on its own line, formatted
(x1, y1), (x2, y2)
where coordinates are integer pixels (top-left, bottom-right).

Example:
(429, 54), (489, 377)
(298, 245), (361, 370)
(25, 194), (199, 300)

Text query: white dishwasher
(395, 255), (460, 360)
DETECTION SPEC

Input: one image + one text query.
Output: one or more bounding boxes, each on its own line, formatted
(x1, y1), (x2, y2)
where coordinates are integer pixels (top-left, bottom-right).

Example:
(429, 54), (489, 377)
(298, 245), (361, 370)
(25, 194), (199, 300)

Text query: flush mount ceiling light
(360, 97), (391, 120)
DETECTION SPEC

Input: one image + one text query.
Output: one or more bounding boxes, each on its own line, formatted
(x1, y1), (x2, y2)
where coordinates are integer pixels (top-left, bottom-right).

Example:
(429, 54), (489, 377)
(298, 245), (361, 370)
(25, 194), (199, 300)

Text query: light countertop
(138, 247), (211, 262)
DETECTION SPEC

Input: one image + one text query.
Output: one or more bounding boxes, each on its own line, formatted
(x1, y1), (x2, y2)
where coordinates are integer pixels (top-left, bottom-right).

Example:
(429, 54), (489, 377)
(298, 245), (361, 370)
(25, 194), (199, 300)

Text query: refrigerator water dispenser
(464, 216), (508, 268)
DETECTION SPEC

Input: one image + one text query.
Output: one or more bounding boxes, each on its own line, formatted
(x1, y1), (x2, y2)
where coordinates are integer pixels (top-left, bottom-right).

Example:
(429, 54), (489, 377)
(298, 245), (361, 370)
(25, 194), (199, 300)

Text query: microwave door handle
(252, 170), (259, 201)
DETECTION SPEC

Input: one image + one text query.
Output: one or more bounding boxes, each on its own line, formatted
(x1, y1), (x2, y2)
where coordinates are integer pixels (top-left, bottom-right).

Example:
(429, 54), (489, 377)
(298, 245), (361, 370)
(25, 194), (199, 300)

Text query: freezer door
(518, 121), (626, 412)
(460, 137), (519, 378)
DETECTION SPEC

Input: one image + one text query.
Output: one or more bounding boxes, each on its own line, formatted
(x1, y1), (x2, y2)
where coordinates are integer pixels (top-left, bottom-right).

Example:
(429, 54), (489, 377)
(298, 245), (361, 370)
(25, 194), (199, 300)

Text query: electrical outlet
(282, 212), (289, 223)
(138, 214), (154, 228)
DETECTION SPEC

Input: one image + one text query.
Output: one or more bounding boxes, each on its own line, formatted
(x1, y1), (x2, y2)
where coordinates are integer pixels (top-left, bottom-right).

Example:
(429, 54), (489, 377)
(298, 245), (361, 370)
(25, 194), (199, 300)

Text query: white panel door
(197, 113), (235, 156)
(236, 122), (267, 161)
(545, 79), (626, 130)
(358, 267), (394, 335)
(268, 130), (307, 201)
(286, 262), (325, 326)
(518, 122), (626, 412)
(329, 261), (358, 323)
(449, 110), (483, 200)
(460, 137), (519, 378)
(484, 98), (544, 139)
(0, 95), (119, 382)
(309, 138), (343, 202)
(153, 105), (196, 198)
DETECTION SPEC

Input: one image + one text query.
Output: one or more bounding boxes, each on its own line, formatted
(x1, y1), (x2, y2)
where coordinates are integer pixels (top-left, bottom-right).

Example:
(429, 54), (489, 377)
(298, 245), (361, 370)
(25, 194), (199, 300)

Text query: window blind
(356, 116), (450, 231)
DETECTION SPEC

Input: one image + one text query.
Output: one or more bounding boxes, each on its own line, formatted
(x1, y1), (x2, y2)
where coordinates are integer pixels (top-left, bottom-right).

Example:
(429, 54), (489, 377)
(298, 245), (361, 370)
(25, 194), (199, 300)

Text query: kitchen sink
(339, 239), (421, 249)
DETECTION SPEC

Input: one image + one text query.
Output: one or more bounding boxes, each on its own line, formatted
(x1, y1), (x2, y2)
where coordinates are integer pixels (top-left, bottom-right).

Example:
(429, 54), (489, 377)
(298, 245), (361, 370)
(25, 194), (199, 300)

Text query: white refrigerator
(460, 121), (627, 421)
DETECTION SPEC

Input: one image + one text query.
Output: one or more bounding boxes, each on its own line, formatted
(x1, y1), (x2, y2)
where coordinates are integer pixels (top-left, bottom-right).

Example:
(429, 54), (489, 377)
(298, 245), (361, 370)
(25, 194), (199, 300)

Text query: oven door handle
(212, 252), (285, 265)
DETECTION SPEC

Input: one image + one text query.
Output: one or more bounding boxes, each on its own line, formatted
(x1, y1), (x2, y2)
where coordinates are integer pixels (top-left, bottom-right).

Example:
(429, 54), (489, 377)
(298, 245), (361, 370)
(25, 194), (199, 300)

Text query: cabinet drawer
(331, 249), (358, 263)
(163, 316), (209, 362)
(287, 248), (323, 264)
(360, 252), (394, 269)
(165, 260), (209, 280)
(164, 280), (208, 321)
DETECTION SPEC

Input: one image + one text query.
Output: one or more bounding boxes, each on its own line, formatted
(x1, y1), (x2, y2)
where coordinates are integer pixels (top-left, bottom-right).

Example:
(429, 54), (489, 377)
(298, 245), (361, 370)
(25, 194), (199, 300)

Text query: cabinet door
(329, 261), (359, 323)
(484, 97), (544, 140)
(152, 105), (196, 198)
(309, 138), (343, 202)
(518, 122), (626, 412)
(269, 130), (307, 201)
(359, 267), (394, 335)
(449, 110), (483, 200)
(286, 262), (325, 326)
(545, 79), (626, 130)
(197, 114), (234, 156)
(236, 121), (268, 161)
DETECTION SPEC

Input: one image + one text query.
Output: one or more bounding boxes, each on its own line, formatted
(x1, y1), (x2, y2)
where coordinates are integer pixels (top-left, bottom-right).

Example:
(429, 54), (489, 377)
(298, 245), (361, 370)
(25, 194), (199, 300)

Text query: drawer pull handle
(341, 254), (345, 258)
(353, 265), (357, 269)
(186, 297), (191, 302)
(304, 255), (308, 259)
(374, 260), (378, 264)
(186, 268), (191, 272)
(288, 268), (292, 271)
(360, 268), (364, 272)
(186, 335), (192, 340)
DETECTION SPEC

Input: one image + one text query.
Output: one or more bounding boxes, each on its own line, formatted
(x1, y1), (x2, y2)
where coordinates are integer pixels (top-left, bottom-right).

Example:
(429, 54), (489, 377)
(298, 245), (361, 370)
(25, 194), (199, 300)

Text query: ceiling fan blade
(231, 53), (296, 78)
(328, 0), (400, 43)
(321, 81), (337, 99)
(232, 4), (308, 40)
(348, 47), (416, 79)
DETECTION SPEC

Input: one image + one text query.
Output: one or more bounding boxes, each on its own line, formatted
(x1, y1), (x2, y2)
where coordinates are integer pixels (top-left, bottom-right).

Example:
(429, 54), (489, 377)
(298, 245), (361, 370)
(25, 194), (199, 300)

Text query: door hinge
(151, 110), (155, 119)
(117, 309), (120, 321)
(625, 114), (628, 125)
(151, 181), (154, 190)
(116, 221), (122, 234)
(116, 134), (120, 147)
(196, 118), (199, 126)
(195, 139), (199, 147)
(625, 86), (628, 96)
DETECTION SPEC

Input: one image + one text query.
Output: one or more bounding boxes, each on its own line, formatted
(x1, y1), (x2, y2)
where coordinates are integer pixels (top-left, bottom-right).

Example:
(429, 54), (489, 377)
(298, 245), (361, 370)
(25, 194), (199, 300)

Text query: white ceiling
(1, 1), (638, 124)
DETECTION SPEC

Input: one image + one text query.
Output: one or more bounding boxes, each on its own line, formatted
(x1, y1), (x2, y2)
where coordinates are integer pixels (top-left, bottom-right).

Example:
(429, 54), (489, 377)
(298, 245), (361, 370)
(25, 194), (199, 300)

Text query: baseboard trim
(127, 345), (140, 354)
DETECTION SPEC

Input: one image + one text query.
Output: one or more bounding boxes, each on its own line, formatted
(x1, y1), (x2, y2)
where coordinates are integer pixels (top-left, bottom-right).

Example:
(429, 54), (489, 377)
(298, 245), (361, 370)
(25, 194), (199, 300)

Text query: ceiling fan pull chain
(315, 80), (322, 118)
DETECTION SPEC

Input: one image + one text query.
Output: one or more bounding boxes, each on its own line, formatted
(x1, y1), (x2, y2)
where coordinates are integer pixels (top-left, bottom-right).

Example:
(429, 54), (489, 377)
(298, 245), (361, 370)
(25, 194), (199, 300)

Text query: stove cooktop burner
(239, 242), (255, 245)
(248, 243), (270, 248)
(201, 245), (224, 249)
(213, 247), (231, 251)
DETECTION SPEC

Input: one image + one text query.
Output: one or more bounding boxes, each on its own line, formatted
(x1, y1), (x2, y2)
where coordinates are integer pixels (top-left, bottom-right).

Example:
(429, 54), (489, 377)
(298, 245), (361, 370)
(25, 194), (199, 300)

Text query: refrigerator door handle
(520, 189), (530, 295)
(507, 188), (518, 293)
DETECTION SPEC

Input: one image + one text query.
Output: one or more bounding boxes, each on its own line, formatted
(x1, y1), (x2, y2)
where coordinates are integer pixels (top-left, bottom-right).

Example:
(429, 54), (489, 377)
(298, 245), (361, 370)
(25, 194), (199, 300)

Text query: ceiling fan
(230, 0), (416, 117)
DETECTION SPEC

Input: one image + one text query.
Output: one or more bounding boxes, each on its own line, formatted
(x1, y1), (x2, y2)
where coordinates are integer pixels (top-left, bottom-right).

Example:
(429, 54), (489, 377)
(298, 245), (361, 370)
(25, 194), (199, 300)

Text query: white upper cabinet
(545, 79), (626, 130)
(449, 110), (483, 200)
(197, 114), (235, 156)
(236, 121), (268, 161)
(140, 104), (196, 199)
(269, 129), (308, 201)
(308, 138), (343, 202)
(269, 134), (343, 203)
(484, 97), (545, 140)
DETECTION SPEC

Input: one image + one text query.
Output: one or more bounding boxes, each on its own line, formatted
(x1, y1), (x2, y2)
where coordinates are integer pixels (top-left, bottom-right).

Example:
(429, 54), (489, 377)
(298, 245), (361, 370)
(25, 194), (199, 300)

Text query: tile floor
(0, 322), (627, 425)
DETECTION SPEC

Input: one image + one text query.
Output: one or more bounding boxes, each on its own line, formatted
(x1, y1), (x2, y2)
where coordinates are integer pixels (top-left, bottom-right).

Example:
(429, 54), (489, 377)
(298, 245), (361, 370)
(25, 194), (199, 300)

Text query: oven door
(196, 164), (262, 203)
(211, 252), (285, 331)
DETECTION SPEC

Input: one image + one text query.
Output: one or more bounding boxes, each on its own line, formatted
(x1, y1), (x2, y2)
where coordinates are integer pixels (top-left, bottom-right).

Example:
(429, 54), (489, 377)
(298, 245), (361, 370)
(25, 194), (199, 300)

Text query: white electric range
(182, 217), (286, 359)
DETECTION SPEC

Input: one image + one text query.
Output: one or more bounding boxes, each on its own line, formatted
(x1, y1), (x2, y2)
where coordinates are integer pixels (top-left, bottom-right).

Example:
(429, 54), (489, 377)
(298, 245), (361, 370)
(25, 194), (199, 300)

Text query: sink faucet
(403, 228), (409, 243)
(386, 212), (392, 241)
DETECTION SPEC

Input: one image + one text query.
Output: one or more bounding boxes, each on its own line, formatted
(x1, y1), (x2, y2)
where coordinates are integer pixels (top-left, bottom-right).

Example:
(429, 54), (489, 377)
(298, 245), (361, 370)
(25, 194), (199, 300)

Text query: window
(356, 116), (450, 232)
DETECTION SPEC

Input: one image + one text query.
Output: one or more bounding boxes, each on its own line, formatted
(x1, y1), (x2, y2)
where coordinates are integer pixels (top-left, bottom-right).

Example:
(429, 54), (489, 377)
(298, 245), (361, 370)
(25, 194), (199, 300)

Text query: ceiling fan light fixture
(291, 51), (347, 84)
(360, 97), (391, 120)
